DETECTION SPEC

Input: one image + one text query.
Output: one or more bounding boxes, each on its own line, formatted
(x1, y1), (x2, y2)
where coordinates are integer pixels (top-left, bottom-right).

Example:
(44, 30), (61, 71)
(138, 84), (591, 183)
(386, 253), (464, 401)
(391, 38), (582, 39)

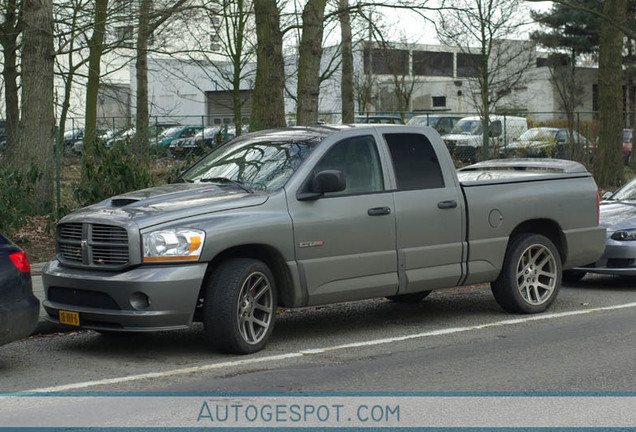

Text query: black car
(0, 233), (39, 346)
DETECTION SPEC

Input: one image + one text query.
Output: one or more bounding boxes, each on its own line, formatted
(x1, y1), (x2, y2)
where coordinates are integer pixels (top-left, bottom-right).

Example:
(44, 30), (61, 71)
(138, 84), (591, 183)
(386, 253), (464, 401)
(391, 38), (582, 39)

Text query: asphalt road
(3, 274), (636, 394)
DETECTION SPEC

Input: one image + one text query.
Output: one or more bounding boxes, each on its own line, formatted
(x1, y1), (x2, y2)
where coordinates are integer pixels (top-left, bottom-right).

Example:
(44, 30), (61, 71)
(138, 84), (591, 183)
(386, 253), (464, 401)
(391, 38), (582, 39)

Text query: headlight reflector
(611, 229), (636, 241)
(143, 229), (205, 262)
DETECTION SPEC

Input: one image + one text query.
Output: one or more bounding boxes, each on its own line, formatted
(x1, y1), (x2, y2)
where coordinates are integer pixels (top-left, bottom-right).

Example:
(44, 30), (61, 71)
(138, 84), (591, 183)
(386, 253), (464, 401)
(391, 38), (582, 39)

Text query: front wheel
(491, 233), (562, 314)
(203, 258), (277, 354)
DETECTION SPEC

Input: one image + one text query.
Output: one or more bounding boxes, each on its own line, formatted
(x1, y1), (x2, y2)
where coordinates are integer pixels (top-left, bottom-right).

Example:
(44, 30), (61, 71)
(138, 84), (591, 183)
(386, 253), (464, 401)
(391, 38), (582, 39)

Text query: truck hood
(599, 201), (636, 230)
(60, 183), (269, 229)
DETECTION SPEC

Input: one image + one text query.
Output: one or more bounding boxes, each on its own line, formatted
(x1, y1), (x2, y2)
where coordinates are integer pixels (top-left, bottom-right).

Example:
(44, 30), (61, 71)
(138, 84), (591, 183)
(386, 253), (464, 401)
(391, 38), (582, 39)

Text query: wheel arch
(200, 244), (295, 308)
(508, 219), (566, 264)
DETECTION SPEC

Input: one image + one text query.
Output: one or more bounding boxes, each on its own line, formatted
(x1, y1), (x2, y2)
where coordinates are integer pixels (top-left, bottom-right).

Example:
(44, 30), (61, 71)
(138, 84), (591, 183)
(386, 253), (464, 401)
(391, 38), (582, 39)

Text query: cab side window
(384, 133), (445, 190)
(314, 136), (384, 196)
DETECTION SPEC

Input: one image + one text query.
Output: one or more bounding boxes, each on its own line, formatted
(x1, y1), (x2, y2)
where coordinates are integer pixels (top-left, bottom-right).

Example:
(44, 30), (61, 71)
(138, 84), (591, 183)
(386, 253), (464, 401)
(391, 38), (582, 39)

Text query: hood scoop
(111, 198), (139, 207)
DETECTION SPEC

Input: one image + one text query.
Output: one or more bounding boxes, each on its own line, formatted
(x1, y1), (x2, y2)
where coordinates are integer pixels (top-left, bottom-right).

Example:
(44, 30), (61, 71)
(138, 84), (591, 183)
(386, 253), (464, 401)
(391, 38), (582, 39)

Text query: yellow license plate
(59, 310), (80, 326)
(175, 147), (183, 151)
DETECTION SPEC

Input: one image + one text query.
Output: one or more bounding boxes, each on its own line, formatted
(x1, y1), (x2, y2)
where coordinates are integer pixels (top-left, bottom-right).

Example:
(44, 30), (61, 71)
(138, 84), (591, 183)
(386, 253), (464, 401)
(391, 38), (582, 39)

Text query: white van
(441, 115), (528, 162)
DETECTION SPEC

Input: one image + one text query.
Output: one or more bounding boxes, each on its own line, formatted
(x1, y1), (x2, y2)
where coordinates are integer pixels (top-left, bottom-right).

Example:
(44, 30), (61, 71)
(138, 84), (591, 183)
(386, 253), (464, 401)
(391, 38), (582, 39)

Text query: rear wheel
(203, 258), (277, 354)
(386, 291), (432, 303)
(491, 233), (561, 314)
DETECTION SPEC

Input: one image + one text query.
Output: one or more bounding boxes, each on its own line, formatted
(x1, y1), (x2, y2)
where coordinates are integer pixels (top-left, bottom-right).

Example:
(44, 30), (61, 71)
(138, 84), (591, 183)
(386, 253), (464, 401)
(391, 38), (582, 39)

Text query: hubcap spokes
(237, 272), (273, 344)
(515, 244), (557, 305)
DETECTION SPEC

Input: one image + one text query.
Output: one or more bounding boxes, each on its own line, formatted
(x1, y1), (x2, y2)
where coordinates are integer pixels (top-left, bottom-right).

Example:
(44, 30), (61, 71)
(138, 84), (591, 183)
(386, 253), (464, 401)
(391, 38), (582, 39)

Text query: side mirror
(602, 192), (613, 200)
(298, 170), (346, 200)
(489, 121), (502, 137)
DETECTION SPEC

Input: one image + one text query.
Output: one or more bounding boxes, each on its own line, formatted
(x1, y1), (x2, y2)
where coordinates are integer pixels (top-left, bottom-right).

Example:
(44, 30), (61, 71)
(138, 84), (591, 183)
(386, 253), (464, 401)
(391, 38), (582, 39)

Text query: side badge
(299, 240), (324, 248)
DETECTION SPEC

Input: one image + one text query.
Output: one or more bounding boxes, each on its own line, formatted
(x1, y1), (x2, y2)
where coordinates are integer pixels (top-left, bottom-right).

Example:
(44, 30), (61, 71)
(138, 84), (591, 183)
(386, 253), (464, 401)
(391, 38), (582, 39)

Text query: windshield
(195, 127), (221, 139)
(609, 180), (636, 201)
(407, 116), (439, 127)
(179, 134), (321, 192)
(451, 119), (482, 135)
(159, 126), (183, 139)
(518, 128), (557, 141)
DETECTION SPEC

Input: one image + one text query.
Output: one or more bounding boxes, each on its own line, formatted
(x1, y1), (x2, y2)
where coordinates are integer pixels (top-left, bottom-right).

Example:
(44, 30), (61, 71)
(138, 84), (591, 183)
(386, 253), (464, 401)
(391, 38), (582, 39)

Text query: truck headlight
(142, 229), (205, 262)
(611, 229), (636, 241)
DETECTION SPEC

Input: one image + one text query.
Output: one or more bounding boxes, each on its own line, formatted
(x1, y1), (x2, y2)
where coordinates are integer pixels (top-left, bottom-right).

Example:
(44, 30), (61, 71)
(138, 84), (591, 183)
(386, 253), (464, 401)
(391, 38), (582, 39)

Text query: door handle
(368, 206), (391, 216)
(437, 200), (457, 209)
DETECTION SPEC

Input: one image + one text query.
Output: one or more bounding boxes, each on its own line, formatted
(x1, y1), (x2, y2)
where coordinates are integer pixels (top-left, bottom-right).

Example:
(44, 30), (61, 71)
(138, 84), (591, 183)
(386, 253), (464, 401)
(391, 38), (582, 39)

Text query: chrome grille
(57, 223), (129, 268)
(58, 223), (82, 241)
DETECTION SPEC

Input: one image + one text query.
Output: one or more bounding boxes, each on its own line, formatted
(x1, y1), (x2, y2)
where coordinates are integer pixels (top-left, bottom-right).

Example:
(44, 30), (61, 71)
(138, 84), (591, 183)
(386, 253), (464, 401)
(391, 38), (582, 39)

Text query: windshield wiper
(173, 178), (193, 183)
(200, 177), (253, 193)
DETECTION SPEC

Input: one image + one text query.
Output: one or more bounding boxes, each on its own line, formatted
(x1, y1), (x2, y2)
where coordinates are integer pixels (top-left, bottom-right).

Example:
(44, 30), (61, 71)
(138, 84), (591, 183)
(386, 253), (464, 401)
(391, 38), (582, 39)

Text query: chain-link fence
(53, 111), (618, 215)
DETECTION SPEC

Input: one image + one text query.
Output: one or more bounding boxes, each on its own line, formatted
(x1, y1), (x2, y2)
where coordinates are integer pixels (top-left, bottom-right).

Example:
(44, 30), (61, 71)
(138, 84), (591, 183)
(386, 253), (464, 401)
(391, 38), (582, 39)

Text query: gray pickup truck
(43, 125), (605, 354)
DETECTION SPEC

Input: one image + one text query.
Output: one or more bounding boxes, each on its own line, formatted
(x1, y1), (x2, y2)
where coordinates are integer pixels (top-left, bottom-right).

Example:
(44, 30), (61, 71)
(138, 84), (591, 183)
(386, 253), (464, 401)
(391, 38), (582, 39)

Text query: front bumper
(42, 260), (207, 332)
(574, 236), (636, 276)
(0, 293), (39, 346)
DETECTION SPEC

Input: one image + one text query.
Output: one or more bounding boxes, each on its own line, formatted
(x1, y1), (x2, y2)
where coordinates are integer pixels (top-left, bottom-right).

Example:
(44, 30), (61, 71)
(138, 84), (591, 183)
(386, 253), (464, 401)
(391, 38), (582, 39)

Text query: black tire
(491, 233), (562, 314)
(386, 291), (432, 303)
(562, 270), (587, 283)
(203, 258), (277, 354)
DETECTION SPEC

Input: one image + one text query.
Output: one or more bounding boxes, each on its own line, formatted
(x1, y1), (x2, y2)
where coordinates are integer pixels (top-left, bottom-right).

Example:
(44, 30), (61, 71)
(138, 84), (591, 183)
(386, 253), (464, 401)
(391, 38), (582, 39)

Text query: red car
(623, 129), (633, 164)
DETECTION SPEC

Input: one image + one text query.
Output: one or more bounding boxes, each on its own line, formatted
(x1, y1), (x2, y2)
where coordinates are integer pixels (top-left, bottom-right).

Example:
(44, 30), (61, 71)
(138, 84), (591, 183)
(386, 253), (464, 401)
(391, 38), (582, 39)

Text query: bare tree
(133, 0), (190, 160)
(82, 0), (108, 161)
(546, 55), (586, 159)
(250, 0), (285, 131)
(437, 0), (534, 158)
(595, 0), (627, 187)
(296, 0), (327, 125)
(0, 0), (22, 156)
(20, 0), (54, 213)
(339, 0), (354, 124)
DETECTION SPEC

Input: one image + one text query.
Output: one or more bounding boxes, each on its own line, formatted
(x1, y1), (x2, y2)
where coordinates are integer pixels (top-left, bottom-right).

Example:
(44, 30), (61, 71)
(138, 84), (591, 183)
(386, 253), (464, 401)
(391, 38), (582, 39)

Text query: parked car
(72, 129), (118, 154)
(354, 115), (404, 124)
(442, 115), (528, 162)
(61, 129), (83, 154)
(0, 233), (39, 347)
(106, 124), (181, 148)
(169, 127), (222, 157)
(407, 115), (463, 135)
(152, 125), (203, 148)
(504, 127), (588, 159)
(623, 129), (633, 165)
(568, 177), (636, 281)
(43, 126), (604, 354)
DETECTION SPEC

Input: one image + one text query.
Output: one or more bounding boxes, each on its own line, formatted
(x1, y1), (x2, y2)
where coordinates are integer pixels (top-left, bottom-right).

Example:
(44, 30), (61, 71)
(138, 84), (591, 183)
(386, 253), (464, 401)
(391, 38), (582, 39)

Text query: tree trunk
(133, 0), (151, 161)
(1, 0), (21, 160)
(296, 0), (327, 126)
(20, 0), (54, 214)
(83, 0), (108, 163)
(250, 0), (285, 131)
(232, 0), (246, 136)
(595, 0), (627, 187)
(339, 0), (354, 124)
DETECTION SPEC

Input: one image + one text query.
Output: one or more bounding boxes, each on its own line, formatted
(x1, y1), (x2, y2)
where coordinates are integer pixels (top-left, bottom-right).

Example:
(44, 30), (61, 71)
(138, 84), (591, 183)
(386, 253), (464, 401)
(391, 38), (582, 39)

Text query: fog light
(130, 292), (151, 310)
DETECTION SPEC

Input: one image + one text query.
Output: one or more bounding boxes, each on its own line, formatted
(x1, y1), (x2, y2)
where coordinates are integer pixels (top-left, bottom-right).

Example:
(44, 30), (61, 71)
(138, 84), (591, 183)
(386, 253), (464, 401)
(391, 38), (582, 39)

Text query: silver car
(569, 179), (636, 280)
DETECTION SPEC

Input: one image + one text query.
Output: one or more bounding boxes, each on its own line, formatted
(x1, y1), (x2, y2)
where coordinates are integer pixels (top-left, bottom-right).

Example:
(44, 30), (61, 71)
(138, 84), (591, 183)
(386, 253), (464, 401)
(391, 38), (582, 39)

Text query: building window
(457, 53), (481, 78)
(412, 51), (453, 76)
(432, 96), (446, 108)
(113, 0), (133, 17)
(115, 25), (134, 43)
(363, 47), (409, 75)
